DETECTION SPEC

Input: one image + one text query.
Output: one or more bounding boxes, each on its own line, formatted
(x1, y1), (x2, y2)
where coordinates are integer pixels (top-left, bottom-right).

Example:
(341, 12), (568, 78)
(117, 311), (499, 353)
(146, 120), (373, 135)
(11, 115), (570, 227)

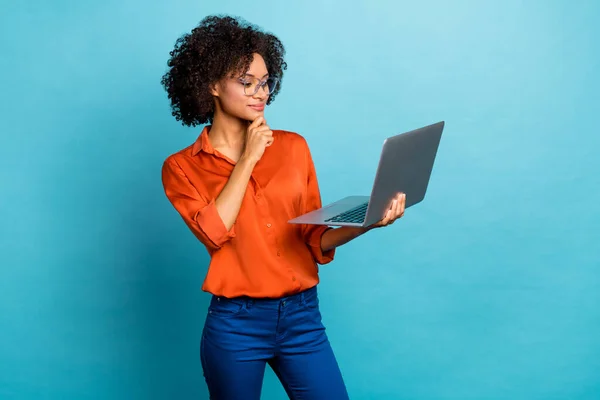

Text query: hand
(241, 116), (273, 164)
(368, 192), (406, 229)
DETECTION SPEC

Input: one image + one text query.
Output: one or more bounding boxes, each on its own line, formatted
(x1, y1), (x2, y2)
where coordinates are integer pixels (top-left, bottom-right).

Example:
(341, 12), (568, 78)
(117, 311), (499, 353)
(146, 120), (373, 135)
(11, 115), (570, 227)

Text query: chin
(244, 110), (264, 121)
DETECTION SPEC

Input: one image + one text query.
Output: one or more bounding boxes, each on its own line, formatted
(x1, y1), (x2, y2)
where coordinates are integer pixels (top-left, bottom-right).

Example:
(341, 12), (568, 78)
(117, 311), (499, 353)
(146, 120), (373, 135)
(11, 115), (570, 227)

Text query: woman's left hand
(368, 192), (406, 229)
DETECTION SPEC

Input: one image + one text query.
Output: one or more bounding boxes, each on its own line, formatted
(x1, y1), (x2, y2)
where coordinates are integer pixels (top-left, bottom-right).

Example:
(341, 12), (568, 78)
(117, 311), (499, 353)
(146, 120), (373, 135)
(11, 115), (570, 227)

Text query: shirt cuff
(195, 199), (236, 248)
(306, 225), (335, 264)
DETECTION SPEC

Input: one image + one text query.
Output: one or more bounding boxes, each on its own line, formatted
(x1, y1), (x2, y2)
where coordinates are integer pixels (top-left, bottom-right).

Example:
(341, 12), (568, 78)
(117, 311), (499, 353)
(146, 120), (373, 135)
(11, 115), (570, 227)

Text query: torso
(163, 127), (329, 298)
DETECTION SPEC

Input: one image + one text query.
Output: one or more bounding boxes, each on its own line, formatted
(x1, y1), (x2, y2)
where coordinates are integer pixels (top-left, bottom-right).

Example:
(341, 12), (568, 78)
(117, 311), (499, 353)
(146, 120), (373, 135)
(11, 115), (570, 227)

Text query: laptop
(288, 121), (445, 227)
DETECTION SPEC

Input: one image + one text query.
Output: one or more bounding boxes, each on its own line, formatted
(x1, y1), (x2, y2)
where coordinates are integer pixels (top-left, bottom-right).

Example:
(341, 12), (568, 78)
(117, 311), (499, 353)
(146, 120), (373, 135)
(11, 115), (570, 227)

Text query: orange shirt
(161, 125), (335, 298)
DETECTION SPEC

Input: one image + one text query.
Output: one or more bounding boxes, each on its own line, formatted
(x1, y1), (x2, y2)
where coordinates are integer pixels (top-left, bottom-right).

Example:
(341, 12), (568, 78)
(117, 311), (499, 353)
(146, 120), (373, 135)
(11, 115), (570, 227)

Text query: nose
(252, 88), (267, 101)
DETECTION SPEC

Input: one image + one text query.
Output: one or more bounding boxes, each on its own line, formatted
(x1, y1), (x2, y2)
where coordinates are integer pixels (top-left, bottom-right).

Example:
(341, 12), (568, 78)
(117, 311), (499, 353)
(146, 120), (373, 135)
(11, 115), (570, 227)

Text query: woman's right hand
(241, 116), (273, 164)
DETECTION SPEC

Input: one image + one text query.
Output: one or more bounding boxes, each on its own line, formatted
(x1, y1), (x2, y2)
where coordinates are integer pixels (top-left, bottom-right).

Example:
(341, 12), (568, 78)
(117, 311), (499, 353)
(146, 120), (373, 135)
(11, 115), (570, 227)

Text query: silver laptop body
(287, 121), (445, 227)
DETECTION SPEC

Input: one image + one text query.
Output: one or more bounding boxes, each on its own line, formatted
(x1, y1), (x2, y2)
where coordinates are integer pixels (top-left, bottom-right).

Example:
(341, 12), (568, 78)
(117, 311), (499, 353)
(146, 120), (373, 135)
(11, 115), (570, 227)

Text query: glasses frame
(237, 75), (280, 97)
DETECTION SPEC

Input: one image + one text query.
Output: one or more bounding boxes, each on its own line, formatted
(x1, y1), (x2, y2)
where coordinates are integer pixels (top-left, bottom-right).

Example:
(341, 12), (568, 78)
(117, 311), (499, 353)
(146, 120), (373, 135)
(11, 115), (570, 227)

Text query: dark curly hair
(160, 15), (287, 127)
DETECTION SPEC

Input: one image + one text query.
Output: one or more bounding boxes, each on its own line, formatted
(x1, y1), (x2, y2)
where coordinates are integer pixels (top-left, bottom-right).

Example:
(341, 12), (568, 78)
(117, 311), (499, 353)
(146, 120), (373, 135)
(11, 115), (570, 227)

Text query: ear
(209, 81), (219, 97)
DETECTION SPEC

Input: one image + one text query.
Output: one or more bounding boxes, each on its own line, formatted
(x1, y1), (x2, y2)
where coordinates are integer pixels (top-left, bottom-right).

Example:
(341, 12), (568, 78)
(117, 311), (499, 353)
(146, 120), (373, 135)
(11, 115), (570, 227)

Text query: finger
(249, 116), (265, 129)
(383, 200), (393, 221)
(401, 192), (406, 213)
(394, 197), (402, 218)
(396, 195), (404, 217)
(389, 198), (397, 210)
(387, 202), (397, 223)
(261, 131), (274, 142)
(253, 125), (272, 136)
(389, 210), (397, 224)
(378, 215), (388, 226)
(256, 126), (272, 135)
(264, 129), (275, 142)
(381, 208), (393, 225)
(390, 199), (399, 220)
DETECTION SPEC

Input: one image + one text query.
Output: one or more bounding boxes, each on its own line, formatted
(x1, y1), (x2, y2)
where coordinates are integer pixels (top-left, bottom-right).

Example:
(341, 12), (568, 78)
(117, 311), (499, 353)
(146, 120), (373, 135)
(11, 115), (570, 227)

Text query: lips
(249, 104), (265, 111)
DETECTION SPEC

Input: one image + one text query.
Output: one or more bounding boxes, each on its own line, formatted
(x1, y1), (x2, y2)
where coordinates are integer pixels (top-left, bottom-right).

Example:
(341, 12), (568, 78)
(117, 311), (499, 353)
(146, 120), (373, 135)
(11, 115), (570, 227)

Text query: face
(211, 53), (273, 122)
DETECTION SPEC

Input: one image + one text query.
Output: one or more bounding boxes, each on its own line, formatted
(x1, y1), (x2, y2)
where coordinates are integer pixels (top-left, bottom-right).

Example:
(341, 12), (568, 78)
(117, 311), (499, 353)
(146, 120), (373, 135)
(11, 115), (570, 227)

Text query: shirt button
(292, 277), (296, 281)
(277, 251), (281, 256)
(266, 223), (271, 228)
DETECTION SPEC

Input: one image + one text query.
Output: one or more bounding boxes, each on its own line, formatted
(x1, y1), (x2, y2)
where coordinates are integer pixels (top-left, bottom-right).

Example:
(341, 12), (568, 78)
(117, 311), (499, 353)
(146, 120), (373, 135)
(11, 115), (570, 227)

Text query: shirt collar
(191, 125), (214, 156)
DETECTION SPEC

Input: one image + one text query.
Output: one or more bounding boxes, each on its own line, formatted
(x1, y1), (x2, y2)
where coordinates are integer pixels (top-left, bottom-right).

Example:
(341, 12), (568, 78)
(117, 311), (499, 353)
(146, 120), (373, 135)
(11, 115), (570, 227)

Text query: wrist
(360, 225), (373, 234)
(238, 155), (258, 168)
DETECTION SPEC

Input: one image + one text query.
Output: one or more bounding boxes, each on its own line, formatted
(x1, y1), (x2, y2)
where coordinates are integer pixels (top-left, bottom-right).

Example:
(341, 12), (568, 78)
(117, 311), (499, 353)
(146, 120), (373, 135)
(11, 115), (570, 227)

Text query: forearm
(321, 225), (372, 252)
(214, 156), (256, 230)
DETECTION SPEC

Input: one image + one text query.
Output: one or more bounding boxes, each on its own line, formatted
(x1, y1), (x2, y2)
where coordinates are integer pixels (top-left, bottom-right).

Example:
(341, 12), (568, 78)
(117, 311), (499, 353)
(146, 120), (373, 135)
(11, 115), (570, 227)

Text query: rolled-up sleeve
(162, 157), (235, 252)
(301, 140), (335, 264)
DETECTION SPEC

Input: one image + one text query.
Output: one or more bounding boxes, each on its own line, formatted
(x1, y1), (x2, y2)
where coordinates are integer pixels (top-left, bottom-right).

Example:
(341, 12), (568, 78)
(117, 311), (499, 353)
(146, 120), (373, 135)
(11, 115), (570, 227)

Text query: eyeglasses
(238, 76), (279, 96)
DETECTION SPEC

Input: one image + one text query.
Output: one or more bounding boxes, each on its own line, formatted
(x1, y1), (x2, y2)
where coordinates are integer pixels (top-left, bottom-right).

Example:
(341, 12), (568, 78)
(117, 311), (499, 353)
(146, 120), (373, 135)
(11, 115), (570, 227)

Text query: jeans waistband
(213, 285), (317, 307)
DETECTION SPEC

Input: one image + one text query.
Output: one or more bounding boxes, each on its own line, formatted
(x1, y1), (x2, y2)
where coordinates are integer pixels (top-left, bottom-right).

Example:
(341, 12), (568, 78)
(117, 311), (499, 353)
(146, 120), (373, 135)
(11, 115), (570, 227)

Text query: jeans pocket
(208, 297), (246, 318)
(302, 292), (320, 311)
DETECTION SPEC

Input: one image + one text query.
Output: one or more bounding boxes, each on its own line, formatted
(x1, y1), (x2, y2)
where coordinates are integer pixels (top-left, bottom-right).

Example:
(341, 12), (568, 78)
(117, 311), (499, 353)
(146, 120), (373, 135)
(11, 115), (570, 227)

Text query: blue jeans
(200, 286), (349, 400)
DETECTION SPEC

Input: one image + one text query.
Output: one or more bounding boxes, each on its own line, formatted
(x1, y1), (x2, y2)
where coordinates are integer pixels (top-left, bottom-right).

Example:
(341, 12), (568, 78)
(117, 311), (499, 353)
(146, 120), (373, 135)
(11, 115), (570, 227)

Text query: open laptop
(288, 121), (445, 227)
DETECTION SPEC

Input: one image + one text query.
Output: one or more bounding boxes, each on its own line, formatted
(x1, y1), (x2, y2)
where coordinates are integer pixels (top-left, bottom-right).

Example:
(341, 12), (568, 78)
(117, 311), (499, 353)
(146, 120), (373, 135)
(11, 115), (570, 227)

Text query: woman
(160, 15), (405, 400)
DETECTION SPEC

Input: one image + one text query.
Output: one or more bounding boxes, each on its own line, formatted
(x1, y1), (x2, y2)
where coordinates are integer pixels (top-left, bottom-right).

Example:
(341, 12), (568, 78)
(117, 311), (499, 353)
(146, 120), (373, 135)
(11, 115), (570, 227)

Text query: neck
(208, 108), (249, 149)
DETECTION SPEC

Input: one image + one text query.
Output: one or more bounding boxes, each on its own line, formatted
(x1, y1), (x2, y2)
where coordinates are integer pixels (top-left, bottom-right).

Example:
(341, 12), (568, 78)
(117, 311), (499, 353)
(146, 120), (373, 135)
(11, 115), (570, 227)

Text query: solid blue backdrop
(1, 0), (599, 399)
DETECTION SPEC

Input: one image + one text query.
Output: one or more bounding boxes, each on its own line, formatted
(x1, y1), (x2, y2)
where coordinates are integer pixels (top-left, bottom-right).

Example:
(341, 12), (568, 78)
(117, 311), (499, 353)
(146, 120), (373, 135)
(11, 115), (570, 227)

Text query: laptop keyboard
(325, 202), (368, 224)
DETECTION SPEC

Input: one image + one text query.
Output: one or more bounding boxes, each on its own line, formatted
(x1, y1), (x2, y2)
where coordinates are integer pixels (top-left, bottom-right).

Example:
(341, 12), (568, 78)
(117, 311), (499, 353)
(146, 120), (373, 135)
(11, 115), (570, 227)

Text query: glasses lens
(265, 77), (278, 94)
(242, 78), (258, 96)
(242, 77), (279, 95)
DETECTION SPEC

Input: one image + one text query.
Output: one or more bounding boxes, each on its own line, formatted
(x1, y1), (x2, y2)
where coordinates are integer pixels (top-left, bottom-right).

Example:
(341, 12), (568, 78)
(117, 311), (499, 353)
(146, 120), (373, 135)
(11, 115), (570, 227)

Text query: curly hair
(160, 15), (287, 127)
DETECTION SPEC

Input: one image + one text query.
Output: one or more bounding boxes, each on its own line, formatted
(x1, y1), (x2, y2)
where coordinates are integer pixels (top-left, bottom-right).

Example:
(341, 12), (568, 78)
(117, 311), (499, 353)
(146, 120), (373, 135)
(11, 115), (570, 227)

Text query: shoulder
(162, 143), (194, 172)
(163, 130), (202, 164)
(273, 129), (310, 150)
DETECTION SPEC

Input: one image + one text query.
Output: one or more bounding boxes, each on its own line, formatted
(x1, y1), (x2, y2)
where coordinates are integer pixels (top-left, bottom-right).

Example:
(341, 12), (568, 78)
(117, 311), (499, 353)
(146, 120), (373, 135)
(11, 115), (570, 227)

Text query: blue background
(1, 0), (599, 399)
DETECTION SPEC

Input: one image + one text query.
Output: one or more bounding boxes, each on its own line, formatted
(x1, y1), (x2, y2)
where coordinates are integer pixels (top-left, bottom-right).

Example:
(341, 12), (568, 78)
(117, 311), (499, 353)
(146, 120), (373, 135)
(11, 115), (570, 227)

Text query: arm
(215, 116), (273, 229)
(214, 156), (256, 230)
(320, 226), (372, 252)
(321, 192), (406, 251)
(300, 138), (406, 259)
(161, 156), (256, 251)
